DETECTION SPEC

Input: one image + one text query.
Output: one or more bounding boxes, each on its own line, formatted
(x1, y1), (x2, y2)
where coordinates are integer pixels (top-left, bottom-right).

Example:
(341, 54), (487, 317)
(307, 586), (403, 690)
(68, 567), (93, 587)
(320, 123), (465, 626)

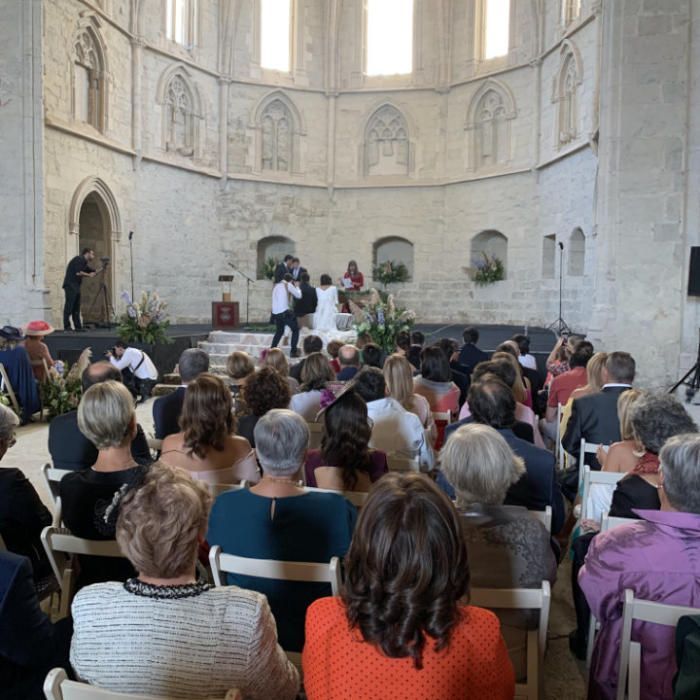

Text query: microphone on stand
(558, 242), (564, 250)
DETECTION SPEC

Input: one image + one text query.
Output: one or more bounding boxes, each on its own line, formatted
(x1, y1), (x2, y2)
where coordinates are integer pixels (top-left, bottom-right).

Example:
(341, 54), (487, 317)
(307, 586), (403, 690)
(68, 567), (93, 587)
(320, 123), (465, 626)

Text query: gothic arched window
(557, 49), (580, 147)
(481, 0), (510, 60)
(364, 105), (410, 176)
(365, 0), (414, 76)
(261, 99), (293, 172)
(73, 26), (106, 132)
(164, 75), (195, 156)
(260, 0), (292, 72)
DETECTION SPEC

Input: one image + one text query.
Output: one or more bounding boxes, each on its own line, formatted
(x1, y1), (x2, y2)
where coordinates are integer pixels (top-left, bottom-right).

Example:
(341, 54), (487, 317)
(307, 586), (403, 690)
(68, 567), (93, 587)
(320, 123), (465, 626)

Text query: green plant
(260, 257), (279, 281)
(372, 260), (410, 290)
(473, 252), (505, 286)
(39, 348), (92, 421)
(353, 290), (415, 354)
(117, 290), (172, 345)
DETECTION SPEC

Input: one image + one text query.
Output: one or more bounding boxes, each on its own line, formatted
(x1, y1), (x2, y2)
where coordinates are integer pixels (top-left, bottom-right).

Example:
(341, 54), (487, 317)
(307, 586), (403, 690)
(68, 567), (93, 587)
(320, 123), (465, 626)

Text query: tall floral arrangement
(352, 289), (415, 354)
(372, 260), (410, 290)
(117, 291), (172, 345)
(39, 348), (92, 420)
(473, 252), (505, 286)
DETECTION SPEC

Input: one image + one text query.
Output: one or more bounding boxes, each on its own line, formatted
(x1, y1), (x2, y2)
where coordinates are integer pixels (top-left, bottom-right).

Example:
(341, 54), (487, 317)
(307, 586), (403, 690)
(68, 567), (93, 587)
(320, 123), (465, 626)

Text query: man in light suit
(152, 348), (209, 441)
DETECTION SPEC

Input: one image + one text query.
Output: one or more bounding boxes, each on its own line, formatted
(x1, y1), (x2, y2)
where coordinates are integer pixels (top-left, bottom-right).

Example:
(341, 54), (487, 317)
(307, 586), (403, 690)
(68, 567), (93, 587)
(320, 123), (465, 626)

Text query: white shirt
(518, 354), (538, 372)
(366, 397), (434, 471)
(289, 390), (323, 422)
(271, 281), (301, 315)
(109, 347), (158, 380)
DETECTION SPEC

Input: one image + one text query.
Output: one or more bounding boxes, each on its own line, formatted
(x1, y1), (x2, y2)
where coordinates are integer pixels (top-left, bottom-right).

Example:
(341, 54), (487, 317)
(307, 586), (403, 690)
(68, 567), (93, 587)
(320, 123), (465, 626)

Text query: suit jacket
(562, 386), (630, 464)
(291, 266), (307, 281)
(152, 387), (186, 440)
(0, 552), (72, 700)
(48, 410), (152, 470)
(290, 358), (306, 382)
(457, 343), (490, 375)
(445, 416), (534, 445)
(273, 261), (290, 283)
(294, 282), (318, 317)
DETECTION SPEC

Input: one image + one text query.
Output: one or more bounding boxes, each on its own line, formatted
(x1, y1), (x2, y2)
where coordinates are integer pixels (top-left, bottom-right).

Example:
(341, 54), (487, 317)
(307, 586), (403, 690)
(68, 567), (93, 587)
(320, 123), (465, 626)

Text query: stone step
(199, 340), (291, 354)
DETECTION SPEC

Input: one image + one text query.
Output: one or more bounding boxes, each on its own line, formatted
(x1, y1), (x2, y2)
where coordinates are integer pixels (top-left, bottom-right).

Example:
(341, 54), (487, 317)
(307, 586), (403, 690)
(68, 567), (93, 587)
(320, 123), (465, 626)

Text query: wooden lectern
(213, 275), (238, 328)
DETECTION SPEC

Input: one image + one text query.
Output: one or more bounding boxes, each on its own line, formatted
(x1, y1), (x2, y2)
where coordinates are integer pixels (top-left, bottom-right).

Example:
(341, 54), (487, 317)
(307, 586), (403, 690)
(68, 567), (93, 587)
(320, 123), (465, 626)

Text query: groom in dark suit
(273, 255), (294, 283)
(561, 351), (635, 499)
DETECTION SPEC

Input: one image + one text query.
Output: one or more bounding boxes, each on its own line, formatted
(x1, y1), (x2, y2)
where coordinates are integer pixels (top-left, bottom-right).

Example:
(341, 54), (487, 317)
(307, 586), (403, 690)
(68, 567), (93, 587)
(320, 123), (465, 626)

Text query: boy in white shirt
(271, 274), (302, 358)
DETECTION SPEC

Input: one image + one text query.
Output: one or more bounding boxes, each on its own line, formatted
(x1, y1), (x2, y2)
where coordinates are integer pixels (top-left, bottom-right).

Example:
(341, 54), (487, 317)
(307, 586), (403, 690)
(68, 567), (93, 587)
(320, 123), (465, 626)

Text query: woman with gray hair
(59, 380), (148, 587)
(609, 391), (697, 519)
(580, 433), (700, 699)
(0, 403), (52, 579)
(440, 423), (557, 682)
(207, 409), (357, 653)
(71, 463), (299, 700)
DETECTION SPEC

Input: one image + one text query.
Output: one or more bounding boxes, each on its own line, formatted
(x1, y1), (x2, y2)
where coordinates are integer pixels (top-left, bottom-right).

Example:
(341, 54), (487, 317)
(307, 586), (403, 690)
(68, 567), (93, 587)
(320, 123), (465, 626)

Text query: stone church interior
(2, 1), (700, 699)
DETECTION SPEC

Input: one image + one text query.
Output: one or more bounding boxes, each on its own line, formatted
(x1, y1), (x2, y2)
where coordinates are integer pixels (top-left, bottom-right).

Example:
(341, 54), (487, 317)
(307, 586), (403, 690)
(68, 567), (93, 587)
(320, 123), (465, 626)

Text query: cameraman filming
(107, 341), (158, 403)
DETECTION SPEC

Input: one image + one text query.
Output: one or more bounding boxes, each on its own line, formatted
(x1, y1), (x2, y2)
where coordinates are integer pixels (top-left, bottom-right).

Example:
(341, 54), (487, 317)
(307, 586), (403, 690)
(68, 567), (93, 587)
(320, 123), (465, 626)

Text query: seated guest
(336, 343), (361, 381)
(48, 361), (151, 471)
(302, 472), (515, 699)
(437, 337), (469, 407)
(289, 335), (323, 383)
(261, 347), (299, 395)
(413, 346), (460, 416)
(71, 464), (299, 699)
(0, 552), (72, 700)
(511, 334), (537, 372)
(545, 335), (572, 379)
(441, 423), (557, 680)
(609, 392), (697, 519)
(541, 340), (594, 442)
(59, 381), (148, 587)
(441, 376), (564, 534)
(407, 331), (426, 370)
(383, 353), (435, 439)
(494, 346), (534, 407)
(160, 374), (258, 485)
(352, 367), (434, 471)
(326, 339), (344, 375)
(208, 410), (357, 652)
(361, 342), (383, 369)
(580, 433), (700, 700)
(236, 367), (291, 447)
(152, 348), (209, 440)
(289, 352), (334, 421)
(562, 351), (636, 495)
(458, 326), (489, 376)
(225, 350), (255, 400)
(597, 389), (643, 474)
(305, 390), (388, 490)
(395, 330), (411, 356)
(0, 326), (40, 424)
(21, 320), (55, 382)
(0, 404), (52, 580)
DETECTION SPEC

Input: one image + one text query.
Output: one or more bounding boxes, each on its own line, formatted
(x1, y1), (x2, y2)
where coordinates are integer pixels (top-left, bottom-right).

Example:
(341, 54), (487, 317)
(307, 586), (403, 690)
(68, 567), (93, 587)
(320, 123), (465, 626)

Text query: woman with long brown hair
(302, 472), (514, 699)
(160, 373), (258, 484)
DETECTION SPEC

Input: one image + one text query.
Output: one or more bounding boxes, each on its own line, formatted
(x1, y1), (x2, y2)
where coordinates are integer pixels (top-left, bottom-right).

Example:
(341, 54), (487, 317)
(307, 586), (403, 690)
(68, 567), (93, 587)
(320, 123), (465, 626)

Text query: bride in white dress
(313, 274), (339, 332)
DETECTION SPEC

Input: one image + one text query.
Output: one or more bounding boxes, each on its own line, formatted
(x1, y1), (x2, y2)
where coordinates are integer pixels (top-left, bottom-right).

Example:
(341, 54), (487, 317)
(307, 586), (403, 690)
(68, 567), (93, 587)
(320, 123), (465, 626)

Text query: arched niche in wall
(552, 40), (583, 149)
(470, 229), (508, 278)
(362, 103), (413, 177)
(256, 235), (295, 279)
(568, 227), (585, 276)
(156, 64), (203, 158)
(72, 16), (108, 132)
(373, 236), (414, 280)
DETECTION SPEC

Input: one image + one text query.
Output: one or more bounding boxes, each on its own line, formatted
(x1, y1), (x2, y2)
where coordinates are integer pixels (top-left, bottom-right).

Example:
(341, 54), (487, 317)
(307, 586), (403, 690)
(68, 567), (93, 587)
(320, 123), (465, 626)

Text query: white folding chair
(41, 526), (124, 618)
(303, 484), (369, 508)
(578, 439), (601, 491)
(580, 465), (626, 521)
(146, 436), (162, 452)
(527, 506), (552, 535)
(41, 463), (72, 506)
(470, 581), (552, 700)
(616, 589), (700, 700)
(209, 546), (342, 674)
(307, 422), (324, 451)
(44, 667), (242, 700)
(586, 513), (643, 669)
(555, 404), (564, 470)
(0, 362), (20, 416)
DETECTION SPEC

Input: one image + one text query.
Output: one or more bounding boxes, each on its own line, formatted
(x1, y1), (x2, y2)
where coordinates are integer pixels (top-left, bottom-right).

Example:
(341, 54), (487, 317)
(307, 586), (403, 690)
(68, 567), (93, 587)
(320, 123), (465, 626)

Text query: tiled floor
(8, 400), (588, 699)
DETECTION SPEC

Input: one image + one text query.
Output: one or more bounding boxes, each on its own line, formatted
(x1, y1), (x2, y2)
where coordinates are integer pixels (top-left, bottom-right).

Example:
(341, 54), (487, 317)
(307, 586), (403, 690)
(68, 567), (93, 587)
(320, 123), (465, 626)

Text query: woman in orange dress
(302, 472), (515, 700)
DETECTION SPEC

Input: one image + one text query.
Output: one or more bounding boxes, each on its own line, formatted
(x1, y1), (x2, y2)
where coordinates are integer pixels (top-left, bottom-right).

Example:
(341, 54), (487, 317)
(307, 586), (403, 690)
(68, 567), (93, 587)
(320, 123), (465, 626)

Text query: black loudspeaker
(689, 247), (700, 297)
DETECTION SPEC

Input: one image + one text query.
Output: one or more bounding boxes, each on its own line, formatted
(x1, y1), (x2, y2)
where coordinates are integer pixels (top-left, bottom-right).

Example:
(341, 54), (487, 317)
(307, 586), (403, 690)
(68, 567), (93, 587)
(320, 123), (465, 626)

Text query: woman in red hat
(21, 321), (55, 382)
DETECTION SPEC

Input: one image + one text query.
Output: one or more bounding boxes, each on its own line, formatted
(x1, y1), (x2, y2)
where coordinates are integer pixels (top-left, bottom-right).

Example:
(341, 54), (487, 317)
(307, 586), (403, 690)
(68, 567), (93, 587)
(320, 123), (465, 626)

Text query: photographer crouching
(106, 341), (158, 404)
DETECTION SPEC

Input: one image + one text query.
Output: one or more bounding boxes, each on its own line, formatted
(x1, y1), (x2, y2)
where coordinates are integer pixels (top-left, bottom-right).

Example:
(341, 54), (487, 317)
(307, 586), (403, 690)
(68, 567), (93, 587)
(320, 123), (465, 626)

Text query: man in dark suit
(437, 338), (470, 406)
(152, 348), (209, 440)
(444, 375), (565, 535)
(289, 334), (323, 382)
(0, 551), (72, 700)
(458, 327), (489, 376)
(293, 272), (317, 328)
(48, 362), (151, 470)
(561, 351), (635, 499)
(290, 257), (307, 281)
(62, 247), (96, 331)
(273, 254), (294, 283)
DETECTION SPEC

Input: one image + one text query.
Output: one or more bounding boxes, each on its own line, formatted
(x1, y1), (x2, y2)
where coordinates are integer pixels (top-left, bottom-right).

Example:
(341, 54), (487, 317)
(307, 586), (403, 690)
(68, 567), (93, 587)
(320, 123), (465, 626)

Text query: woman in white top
(313, 274), (339, 332)
(289, 352), (335, 422)
(71, 464), (299, 700)
(160, 373), (259, 484)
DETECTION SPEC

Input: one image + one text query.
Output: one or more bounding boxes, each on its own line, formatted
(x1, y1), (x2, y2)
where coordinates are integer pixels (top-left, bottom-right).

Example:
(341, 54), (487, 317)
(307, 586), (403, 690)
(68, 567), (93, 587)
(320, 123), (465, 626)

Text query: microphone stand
(228, 262), (255, 325)
(547, 241), (571, 336)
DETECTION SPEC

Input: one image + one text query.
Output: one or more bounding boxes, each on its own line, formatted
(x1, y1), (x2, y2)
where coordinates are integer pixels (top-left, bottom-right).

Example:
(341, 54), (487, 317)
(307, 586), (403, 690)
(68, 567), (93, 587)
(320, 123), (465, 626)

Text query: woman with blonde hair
(261, 347), (299, 395)
(71, 463), (300, 699)
(383, 353), (435, 439)
(160, 373), (259, 484)
(598, 388), (643, 473)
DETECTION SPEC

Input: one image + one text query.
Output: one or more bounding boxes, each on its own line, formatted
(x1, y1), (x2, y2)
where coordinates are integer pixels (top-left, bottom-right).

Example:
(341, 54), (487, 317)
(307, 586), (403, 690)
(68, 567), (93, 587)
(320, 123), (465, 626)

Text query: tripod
(547, 242), (572, 336)
(87, 264), (115, 328)
(670, 331), (700, 403)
